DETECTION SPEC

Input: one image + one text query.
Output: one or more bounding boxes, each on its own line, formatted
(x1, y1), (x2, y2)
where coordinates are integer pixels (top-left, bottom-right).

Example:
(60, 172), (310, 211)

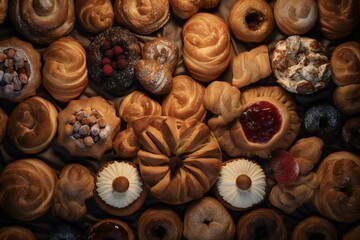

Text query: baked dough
(0, 226), (37, 240)
(0, 107), (7, 143)
(333, 83), (360, 115)
(169, 0), (220, 19)
(291, 216), (337, 240)
(0, 0), (8, 24)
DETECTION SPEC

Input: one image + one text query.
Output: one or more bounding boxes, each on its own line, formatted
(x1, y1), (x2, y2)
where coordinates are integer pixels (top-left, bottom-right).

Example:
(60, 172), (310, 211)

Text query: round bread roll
(291, 216), (337, 240)
(169, 0), (220, 19)
(0, 226), (37, 240)
(7, 96), (58, 154)
(182, 12), (231, 82)
(333, 83), (360, 115)
(274, 0), (318, 35)
(43, 36), (88, 102)
(0, 158), (57, 221)
(9, 0), (75, 45)
(0, 107), (7, 143)
(229, 0), (274, 43)
(76, 0), (114, 34)
(114, 0), (170, 35)
(0, 0), (8, 24)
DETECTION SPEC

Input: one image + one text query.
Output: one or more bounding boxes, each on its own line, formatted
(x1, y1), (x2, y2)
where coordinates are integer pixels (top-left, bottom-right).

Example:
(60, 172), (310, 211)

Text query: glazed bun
(0, 158), (57, 221)
(43, 36), (88, 102)
(76, 0), (114, 34)
(0, 0), (8, 24)
(0, 226), (36, 240)
(7, 96), (58, 154)
(9, 0), (75, 45)
(274, 0), (318, 35)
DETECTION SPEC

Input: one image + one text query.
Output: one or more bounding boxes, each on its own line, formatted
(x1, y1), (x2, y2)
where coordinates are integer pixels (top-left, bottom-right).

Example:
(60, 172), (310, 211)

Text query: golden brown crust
(182, 12), (231, 82)
(318, 0), (359, 40)
(89, 218), (135, 240)
(0, 158), (57, 221)
(0, 0), (8, 24)
(274, 0), (318, 35)
(9, 0), (75, 45)
(113, 127), (140, 158)
(76, 0), (114, 34)
(52, 164), (94, 222)
(232, 45), (272, 88)
(169, 0), (219, 19)
(114, 0), (170, 35)
(0, 107), (7, 143)
(42, 36), (88, 102)
(313, 151), (360, 223)
(7, 96), (58, 154)
(183, 197), (235, 240)
(0, 226), (37, 240)
(137, 208), (183, 240)
(162, 75), (206, 122)
(229, 0), (274, 43)
(333, 83), (360, 115)
(291, 216), (337, 240)
(331, 41), (360, 86)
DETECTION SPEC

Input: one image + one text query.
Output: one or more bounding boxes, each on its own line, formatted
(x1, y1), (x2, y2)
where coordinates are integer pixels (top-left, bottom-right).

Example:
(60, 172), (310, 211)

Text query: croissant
(232, 45), (272, 88)
(9, 0), (75, 45)
(76, 0), (114, 34)
(43, 36), (88, 102)
(0, 0), (8, 24)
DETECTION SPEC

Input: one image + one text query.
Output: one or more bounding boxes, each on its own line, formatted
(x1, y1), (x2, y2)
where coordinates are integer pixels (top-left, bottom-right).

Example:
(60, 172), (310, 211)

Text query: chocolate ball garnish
(113, 176), (130, 193)
(236, 174), (252, 190)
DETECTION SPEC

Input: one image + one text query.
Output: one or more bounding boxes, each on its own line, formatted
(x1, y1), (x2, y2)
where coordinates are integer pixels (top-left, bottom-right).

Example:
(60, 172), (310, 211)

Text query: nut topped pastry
(0, 37), (41, 103)
(57, 96), (120, 160)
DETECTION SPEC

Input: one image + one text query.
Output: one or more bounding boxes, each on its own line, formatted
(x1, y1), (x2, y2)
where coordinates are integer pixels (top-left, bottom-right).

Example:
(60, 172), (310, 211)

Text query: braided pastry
(113, 127), (139, 158)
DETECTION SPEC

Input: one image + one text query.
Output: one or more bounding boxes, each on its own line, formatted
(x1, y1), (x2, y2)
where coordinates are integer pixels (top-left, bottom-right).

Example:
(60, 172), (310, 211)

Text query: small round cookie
(271, 35), (331, 94)
(229, 0), (274, 43)
(183, 197), (235, 240)
(333, 83), (360, 115)
(215, 158), (267, 211)
(291, 216), (337, 240)
(87, 218), (135, 240)
(0, 107), (7, 143)
(94, 161), (147, 216)
(7, 96), (58, 154)
(0, 226), (37, 240)
(0, 0), (8, 24)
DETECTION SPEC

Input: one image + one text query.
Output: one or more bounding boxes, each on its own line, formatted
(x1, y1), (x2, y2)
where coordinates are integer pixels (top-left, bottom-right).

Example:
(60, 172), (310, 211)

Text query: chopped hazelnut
(68, 114), (76, 124)
(64, 124), (73, 135)
(79, 125), (90, 135)
(98, 118), (106, 128)
(7, 49), (16, 58)
(84, 136), (94, 146)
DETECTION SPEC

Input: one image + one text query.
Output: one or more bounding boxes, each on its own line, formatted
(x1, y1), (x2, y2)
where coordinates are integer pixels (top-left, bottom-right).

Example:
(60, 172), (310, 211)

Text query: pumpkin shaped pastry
(57, 96), (120, 160)
(132, 116), (222, 204)
(215, 158), (267, 211)
(94, 161), (147, 216)
(204, 81), (301, 158)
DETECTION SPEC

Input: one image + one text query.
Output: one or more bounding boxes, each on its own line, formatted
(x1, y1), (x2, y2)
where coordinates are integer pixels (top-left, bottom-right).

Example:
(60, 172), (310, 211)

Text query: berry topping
(269, 150), (299, 184)
(101, 57), (111, 65)
(100, 40), (128, 76)
(117, 58), (128, 70)
(113, 45), (123, 56)
(240, 101), (282, 143)
(102, 64), (113, 77)
(104, 49), (113, 59)
(101, 41), (111, 51)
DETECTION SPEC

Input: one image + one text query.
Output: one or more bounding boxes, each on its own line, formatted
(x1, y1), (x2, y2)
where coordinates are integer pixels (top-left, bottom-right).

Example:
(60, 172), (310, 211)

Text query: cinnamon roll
(0, 0), (8, 24)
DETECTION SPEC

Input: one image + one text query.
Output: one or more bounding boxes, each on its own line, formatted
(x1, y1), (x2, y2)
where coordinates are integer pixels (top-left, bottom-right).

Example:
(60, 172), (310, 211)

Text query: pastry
(7, 96), (58, 154)
(137, 208), (183, 240)
(169, 0), (220, 19)
(0, 0), (8, 24)
(42, 36), (88, 102)
(0, 158), (57, 221)
(52, 164), (94, 222)
(232, 45), (272, 88)
(333, 83), (360, 115)
(94, 161), (147, 216)
(0, 107), (7, 143)
(135, 37), (179, 95)
(342, 116), (360, 152)
(87, 27), (141, 97)
(204, 82), (301, 158)
(343, 224), (360, 240)
(114, 0), (170, 35)
(271, 35), (331, 94)
(0, 226), (36, 240)
(215, 158), (267, 211)
(183, 197), (235, 240)
(76, 0), (114, 34)
(236, 208), (287, 240)
(87, 218), (135, 240)
(182, 12), (231, 82)
(291, 216), (337, 240)
(331, 41), (360, 86)
(162, 75), (206, 122)
(318, 0), (359, 40)
(113, 126), (140, 158)
(57, 96), (120, 160)
(9, 0), (75, 45)
(229, 0), (274, 43)
(274, 0), (318, 35)
(132, 116), (222, 204)
(313, 151), (360, 222)
(0, 37), (41, 103)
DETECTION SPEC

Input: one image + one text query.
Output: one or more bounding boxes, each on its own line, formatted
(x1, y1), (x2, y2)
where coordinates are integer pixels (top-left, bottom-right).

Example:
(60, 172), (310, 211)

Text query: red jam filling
(240, 101), (282, 143)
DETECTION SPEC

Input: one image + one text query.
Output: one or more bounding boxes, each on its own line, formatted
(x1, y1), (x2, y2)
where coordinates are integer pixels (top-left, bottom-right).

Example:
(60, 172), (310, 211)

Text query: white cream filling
(96, 161), (143, 208)
(217, 159), (266, 209)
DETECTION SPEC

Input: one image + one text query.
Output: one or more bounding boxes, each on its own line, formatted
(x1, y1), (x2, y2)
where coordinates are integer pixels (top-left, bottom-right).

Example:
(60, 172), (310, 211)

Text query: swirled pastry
(135, 37), (179, 95)
(232, 45), (272, 88)
(76, 0), (114, 34)
(274, 0), (318, 35)
(0, 158), (57, 221)
(9, 0), (75, 45)
(0, 107), (7, 143)
(162, 75), (206, 122)
(43, 36), (88, 102)
(114, 0), (170, 35)
(52, 164), (94, 222)
(169, 0), (220, 19)
(7, 96), (58, 154)
(182, 12), (231, 82)
(0, 0), (8, 24)
(318, 0), (359, 40)
(291, 216), (337, 240)
(0, 226), (36, 240)
(113, 127), (140, 158)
